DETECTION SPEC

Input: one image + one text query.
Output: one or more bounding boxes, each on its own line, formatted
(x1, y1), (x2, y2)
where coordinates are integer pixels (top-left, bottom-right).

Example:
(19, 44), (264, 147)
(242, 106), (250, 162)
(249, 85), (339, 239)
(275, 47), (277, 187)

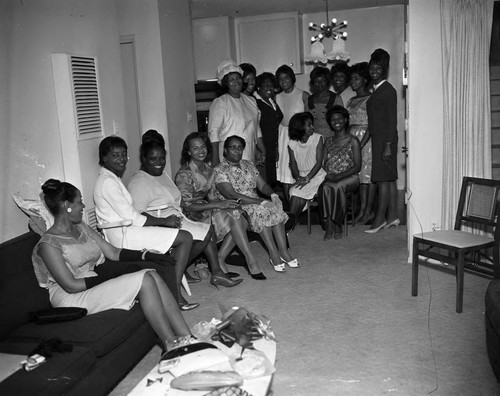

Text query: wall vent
(70, 55), (103, 140)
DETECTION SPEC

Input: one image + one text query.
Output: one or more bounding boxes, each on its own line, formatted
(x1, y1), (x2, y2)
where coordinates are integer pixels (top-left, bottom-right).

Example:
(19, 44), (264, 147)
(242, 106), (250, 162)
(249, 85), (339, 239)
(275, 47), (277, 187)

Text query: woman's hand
(215, 199), (240, 209)
(294, 176), (310, 189)
(163, 215), (182, 228)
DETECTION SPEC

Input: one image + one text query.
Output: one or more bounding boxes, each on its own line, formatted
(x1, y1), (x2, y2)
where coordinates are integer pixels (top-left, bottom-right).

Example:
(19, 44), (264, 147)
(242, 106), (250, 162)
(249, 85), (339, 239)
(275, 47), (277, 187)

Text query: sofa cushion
(8, 303), (148, 357)
(0, 232), (52, 339)
(0, 340), (96, 396)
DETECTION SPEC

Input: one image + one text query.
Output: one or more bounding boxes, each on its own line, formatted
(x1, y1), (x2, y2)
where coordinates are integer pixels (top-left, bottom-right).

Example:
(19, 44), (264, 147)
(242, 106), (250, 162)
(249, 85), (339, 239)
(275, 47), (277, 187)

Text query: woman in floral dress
(213, 135), (300, 274)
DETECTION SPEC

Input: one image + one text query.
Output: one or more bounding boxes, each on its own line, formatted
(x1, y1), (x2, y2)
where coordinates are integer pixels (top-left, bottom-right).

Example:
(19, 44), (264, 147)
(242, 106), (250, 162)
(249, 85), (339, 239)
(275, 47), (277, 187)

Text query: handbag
(29, 307), (87, 324)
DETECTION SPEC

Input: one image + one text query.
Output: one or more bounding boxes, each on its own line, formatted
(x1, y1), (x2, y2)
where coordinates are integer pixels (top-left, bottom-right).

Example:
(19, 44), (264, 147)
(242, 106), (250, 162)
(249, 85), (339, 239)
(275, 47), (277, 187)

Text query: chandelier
(306, 0), (349, 64)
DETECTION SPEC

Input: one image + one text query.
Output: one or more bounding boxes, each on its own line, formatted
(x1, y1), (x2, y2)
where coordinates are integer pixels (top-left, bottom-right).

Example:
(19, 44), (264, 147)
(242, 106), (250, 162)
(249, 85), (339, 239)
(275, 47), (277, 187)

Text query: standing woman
(208, 59), (265, 166)
(365, 49), (399, 233)
(331, 61), (356, 107)
(254, 72), (283, 186)
(275, 65), (310, 202)
(306, 66), (336, 139)
(346, 62), (377, 224)
(240, 63), (257, 98)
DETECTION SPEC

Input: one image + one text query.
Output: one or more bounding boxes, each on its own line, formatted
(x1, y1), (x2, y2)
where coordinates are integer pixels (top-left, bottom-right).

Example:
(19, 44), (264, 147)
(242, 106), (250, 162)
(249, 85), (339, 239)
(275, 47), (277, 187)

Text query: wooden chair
(306, 191), (356, 235)
(412, 177), (500, 313)
(87, 207), (191, 296)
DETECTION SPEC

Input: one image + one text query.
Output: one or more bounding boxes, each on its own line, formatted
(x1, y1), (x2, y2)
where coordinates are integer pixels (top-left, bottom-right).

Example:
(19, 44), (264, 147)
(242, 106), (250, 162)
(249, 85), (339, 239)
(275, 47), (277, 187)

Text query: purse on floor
(29, 307), (87, 324)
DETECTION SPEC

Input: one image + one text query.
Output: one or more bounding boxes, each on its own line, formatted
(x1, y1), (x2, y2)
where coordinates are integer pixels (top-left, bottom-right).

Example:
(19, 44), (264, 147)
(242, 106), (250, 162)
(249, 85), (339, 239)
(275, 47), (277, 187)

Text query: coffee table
(128, 338), (276, 396)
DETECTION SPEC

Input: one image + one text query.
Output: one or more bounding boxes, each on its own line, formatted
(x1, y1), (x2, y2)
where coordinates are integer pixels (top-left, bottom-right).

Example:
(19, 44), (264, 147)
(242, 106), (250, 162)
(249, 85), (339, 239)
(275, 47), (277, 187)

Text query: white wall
(158, 0), (198, 173)
(407, 0), (444, 252)
(117, 0), (172, 176)
(0, 0), (126, 241)
(297, 5), (406, 190)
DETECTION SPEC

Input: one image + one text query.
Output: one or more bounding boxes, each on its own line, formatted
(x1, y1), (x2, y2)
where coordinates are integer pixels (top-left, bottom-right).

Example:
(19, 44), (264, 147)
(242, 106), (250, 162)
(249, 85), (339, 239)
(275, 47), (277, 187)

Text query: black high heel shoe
(210, 275), (243, 289)
(224, 271), (241, 278)
(245, 265), (266, 280)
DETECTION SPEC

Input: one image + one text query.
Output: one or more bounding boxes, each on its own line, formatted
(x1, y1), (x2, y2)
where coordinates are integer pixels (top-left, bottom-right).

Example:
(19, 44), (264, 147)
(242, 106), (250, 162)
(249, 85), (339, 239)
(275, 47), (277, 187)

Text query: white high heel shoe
(281, 257), (301, 268)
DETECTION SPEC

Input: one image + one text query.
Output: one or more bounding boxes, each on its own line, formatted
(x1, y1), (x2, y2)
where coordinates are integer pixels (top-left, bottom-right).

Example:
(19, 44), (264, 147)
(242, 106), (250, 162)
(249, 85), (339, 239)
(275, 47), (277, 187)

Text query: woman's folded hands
(163, 215), (182, 228)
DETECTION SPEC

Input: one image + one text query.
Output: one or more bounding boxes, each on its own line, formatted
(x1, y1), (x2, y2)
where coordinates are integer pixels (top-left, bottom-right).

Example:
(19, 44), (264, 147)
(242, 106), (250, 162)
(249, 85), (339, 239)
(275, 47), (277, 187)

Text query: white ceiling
(190, 0), (406, 19)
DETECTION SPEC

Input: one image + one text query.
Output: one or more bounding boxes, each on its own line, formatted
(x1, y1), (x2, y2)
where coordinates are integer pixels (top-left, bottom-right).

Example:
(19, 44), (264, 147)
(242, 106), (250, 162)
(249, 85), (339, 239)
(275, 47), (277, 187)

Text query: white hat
(216, 59), (243, 85)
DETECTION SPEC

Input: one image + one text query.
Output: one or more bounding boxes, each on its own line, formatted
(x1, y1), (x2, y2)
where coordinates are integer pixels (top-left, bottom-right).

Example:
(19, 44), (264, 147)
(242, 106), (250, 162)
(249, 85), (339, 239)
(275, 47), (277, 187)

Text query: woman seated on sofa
(319, 105), (361, 241)
(93, 136), (198, 311)
(127, 130), (242, 290)
(175, 132), (263, 280)
(213, 135), (300, 276)
(32, 179), (192, 351)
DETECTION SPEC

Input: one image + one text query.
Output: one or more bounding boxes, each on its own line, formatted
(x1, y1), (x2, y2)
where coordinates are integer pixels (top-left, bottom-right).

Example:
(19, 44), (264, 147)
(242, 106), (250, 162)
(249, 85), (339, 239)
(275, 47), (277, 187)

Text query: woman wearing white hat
(209, 59), (266, 166)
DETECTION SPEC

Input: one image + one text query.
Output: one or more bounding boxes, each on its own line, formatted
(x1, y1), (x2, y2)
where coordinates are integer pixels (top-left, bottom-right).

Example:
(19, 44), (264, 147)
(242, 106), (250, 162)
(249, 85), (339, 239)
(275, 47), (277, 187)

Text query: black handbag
(29, 307), (87, 324)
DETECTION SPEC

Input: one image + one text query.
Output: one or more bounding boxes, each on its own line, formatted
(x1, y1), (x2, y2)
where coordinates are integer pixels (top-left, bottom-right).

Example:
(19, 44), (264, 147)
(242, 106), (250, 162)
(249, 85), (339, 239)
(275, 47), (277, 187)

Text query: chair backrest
(85, 207), (99, 231)
(455, 177), (500, 238)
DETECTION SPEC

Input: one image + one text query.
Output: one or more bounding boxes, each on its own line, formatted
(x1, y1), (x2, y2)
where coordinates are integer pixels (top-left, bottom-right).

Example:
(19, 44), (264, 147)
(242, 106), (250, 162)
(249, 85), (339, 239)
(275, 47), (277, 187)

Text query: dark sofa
(0, 231), (157, 395)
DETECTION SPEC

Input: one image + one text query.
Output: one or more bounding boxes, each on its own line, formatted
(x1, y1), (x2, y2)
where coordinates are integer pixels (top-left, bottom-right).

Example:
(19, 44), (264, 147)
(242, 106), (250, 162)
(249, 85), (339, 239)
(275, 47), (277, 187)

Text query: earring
(67, 207), (72, 213)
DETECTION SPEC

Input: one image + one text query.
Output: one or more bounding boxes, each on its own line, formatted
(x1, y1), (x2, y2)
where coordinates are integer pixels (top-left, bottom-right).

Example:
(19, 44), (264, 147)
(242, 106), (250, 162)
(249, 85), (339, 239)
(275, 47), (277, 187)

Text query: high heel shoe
(384, 218), (400, 229)
(223, 271), (241, 278)
(269, 258), (286, 272)
(281, 256), (300, 268)
(178, 302), (200, 311)
(244, 266), (267, 280)
(364, 221), (387, 234)
(210, 275), (243, 290)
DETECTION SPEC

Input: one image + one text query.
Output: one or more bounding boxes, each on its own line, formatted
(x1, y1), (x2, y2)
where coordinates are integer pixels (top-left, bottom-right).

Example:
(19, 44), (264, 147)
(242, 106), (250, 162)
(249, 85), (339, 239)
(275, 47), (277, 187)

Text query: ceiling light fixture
(306, 0), (349, 65)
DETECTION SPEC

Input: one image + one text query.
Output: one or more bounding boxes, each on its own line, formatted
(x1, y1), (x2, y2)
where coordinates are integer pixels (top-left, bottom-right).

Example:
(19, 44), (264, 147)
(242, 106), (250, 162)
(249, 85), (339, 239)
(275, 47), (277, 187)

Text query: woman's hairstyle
(275, 64), (296, 85)
(309, 66), (331, 86)
(98, 136), (127, 166)
(240, 63), (256, 93)
(256, 72), (277, 90)
(330, 61), (351, 81)
(288, 112), (314, 142)
(326, 105), (350, 130)
(349, 62), (371, 86)
(140, 129), (166, 166)
(369, 48), (390, 78)
(223, 135), (246, 158)
(181, 132), (212, 165)
(41, 179), (79, 215)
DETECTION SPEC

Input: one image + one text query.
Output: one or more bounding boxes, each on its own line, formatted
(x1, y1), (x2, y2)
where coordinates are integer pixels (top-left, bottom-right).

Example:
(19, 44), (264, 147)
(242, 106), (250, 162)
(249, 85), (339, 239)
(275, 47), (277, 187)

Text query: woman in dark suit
(365, 48), (399, 233)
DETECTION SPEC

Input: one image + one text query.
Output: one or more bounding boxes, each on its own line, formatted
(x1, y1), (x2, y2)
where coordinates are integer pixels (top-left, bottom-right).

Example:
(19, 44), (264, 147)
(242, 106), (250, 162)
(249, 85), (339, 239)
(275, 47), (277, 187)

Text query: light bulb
(343, 32), (348, 37)
(309, 22), (314, 27)
(343, 21), (348, 26)
(311, 36), (316, 42)
(332, 18), (337, 24)
(318, 33), (324, 39)
(320, 23), (325, 28)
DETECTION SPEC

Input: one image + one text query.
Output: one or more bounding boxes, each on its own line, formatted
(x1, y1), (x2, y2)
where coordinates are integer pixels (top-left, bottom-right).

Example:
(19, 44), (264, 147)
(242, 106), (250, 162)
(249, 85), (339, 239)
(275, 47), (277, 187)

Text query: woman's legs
(259, 227), (282, 266)
(355, 184), (368, 223)
(193, 226), (225, 277)
(287, 195), (307, 232)
(271, 222), (295, 262)
(227, 217), (261, 274)
(370, 180), (398, 229)
(138, 272), (190, 348)
(170, 230), (193, 304)
(365, 183), (378, 221)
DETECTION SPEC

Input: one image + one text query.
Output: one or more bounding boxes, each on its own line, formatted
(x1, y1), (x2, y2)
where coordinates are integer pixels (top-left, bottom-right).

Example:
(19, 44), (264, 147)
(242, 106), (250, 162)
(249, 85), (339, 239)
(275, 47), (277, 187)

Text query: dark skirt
(318, 174), (359, 225)
(371, 135), (398, 182)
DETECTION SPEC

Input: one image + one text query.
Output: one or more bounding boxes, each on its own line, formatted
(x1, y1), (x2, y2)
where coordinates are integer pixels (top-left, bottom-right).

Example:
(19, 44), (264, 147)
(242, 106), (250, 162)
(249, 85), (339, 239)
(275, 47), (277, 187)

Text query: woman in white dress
(33, 179), (192, 351)
(287, 112), (326, 232)
(93, 136), (198, 311)
(275, 65), (310, 203)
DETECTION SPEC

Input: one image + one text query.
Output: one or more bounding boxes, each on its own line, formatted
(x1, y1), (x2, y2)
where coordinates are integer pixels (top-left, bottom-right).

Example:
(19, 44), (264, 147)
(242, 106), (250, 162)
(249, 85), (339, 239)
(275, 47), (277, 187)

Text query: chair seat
(414, 230), (493, 248)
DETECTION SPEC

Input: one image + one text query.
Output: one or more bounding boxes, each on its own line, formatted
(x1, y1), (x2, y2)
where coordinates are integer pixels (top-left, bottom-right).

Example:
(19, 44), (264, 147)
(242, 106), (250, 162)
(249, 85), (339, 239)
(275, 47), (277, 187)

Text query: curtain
(441, 0), (493, 229)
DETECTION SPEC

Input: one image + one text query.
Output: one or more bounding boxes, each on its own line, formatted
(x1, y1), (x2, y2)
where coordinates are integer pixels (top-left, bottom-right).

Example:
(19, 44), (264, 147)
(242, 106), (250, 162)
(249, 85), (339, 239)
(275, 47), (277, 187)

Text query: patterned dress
(346, 95), (372, 183)
(288, 133), (327, 200)
(318, 136), (360, 225)
(175, 161), (244, 242)
(213, 159), (288, 233)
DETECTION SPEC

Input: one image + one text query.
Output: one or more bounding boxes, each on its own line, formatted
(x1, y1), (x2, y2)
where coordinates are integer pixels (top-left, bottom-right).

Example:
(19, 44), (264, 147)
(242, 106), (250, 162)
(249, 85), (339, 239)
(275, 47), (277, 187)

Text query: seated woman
(213, 135), (300, 274)
(93, 136), (198, 311)
(287, 112), (326, 232)
(127, 130), (242, 290)
(33, 179), (192, 352)
(319, 105), (361, 240)
(175, 132), (263, 280)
